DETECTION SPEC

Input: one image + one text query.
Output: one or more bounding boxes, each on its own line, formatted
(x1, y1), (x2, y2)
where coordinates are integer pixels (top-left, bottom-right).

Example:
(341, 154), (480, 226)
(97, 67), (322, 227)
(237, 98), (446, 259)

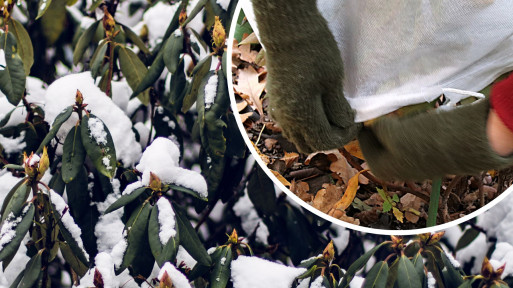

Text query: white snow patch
(230, 256), (306, 288)
(0, 234), (30, 286)
(50, 190), (89, 260)
(177, 246), (197, 269)
(456, 232), (488, 274)
(156, 197), (177, 245)
(204, 74), (218, 109)
(137, 137), (207, 198)
(0, 172), (23, 208)
(0, 212), (22, 250)
(122, 181), (144, 196)
(95, 180), (126, 255)
(491, 242), (513, 278)
(110, 238), (127, 269)
(310, 276), (324, 288)
(87, 116), (108, 145)
(158, 262), (192, 288)
(43, 72), (141, 166)
(233, 189), (269, 245)
(216, 0), (230, 10)
(111, 80), (131, 112)
(0, 132), (26, 155)
(331, 225), (349, 253)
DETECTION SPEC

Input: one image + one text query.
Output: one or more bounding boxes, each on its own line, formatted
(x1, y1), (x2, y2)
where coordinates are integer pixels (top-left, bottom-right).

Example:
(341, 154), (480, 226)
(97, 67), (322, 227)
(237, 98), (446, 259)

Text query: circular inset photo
(228, 0), (513, 233)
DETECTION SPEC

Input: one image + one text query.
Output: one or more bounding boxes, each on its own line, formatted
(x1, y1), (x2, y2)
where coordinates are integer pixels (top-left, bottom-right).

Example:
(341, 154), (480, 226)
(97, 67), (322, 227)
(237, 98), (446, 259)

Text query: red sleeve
(491, 73), (513, 133)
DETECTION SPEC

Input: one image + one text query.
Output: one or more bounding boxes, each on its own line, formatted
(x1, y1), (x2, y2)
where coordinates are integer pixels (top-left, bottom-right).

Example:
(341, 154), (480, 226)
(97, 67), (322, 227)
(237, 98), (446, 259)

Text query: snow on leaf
(158, 262), (192, 288)
(156, 197), (177, 245)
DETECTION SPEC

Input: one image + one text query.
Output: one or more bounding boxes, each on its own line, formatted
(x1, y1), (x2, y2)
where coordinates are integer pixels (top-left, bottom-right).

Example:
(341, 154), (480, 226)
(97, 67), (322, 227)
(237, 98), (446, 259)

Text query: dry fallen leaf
(271, 170), (291, 187)
(343, 141), (365, 160)
(239, 43), (259, 64)
(264, 138), (278, 150)
(329, 209), (360, 225)
(252, 142), (269, 164)
(290, 180), (312, 202)
(233, 66), (266, 116)
(400, 194), (422, 223)
(331, 169), (369, 211)
(239, 32), (260, 45)
(312, 184), (344, 213)
(282, 151), (299, 169)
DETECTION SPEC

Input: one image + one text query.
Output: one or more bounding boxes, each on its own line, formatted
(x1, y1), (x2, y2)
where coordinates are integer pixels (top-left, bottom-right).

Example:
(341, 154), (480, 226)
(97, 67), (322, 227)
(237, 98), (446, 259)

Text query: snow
(297, 278), (310, 288)
(445, 252), (461, 269)
(0, 212), (22, 250)
(95, 180), (125, 254)
(158, 262), (192, 288)
(110, 238), (127, 269)
(204, 74), (218, 109)
(87, 117), (108, 145)
(310, 276), (324, 288)
(331, 225), (350, 253)
(0, 234), (30, 286)
(156, 197), (177, 245)
(136, 137), (208, 198)
(0, 172), (23, 207)
(427, 272), (436, 288)
(231, 256), (306, 288)
(233, 189), (269, 245)
(455, 232), (488, 274)
(93, 253), (116, 288)
(122, 181), (144, 196)
(491, 242), (513, 278)
(43, 72), (142, 166)
(177, 246), (197, 269)
(75, 252), (139, 288)
(0, 77), (47, 128)
(111, 80), (131, 112)
(0, 131), (26, 155)
(50, 190), (89, 260)
(216, 0), (230, 10)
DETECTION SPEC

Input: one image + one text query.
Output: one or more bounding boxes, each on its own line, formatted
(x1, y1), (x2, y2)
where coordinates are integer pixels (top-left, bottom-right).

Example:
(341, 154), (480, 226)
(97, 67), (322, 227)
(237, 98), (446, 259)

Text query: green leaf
(50, 195), (89, 266)
(148, 201), (179, 266)
(0, 179), (30, 223)
(8, 19), (34, 76)
(73, 20), (101, 65)
(457, 278), (477, 288)
(118, 201), (152, 273)
(118, 45), (150, 105)
(161, 59), (187, 113)
(182, 0), (208, 27)
(441, 252), (463, 287)
(104, 186), (148, 214)
(62, 125), (86, 183)
(130, 49), (165, 100)
(210, 245), (233, 288)
(36, 0), (53, 19)
(163, 30), (184, 74)
(0, 203), (34, 262)
(169, 183), (207, 201)
(0, 107), (15, 128)
(0, 178), (27, 221)
(340, 242), (388, 288)
(40, 0), (67, 45)
(247, 165), (276, 214)
(90, 40), (109, 79)
(120, 24), (151, 55)
(59, 242), (89, 277)
(397, 254), (422, 288)
(0, 31), (26, 106)
(455, 228), (480, 252)
(412, 251), (425, 285)
(174, 203), (212, 266)
(182, 55), (212, 113)
(363, 261), (389, 288)
(18, 250), (43, 288)
(36, 105), (73, 154)
(80, 114), (117, 178)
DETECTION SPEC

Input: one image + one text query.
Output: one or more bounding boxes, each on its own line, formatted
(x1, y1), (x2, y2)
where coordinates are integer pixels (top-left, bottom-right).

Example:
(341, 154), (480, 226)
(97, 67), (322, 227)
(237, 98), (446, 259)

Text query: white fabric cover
(240, 0), (513, 122)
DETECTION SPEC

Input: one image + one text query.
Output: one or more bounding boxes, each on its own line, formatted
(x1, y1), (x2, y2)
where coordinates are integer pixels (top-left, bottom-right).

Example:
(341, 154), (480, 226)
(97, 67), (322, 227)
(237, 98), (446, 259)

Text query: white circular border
(226, 1), (513, 236)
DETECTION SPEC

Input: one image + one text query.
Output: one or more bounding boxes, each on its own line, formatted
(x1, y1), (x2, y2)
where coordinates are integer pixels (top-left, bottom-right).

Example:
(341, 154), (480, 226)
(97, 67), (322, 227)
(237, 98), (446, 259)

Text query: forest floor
(231, 34), (513, 230)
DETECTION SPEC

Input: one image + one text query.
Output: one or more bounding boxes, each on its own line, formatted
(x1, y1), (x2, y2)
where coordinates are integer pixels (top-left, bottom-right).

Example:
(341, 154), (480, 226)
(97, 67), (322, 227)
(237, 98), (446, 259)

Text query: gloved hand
(251, 0), (361, 153)
(358, 98), (513, 181)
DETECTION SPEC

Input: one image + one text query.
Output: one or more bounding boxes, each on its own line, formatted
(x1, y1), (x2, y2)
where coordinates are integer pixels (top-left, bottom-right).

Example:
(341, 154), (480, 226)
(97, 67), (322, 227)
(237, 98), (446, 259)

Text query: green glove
(251, 0), (361, 153)
(358, 98), (513, 181)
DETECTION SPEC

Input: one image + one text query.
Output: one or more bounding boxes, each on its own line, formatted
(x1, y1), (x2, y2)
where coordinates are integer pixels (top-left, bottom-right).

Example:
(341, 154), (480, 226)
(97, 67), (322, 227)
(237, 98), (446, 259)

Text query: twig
(339, 148), (430, 203)
(475, 173), (485, 208)
(441, 176), (462, 223)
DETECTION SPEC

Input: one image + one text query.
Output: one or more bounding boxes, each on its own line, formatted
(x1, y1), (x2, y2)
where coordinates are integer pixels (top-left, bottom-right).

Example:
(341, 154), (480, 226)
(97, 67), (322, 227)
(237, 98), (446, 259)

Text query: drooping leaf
(8, 19), (34, 75)
(340, 242), (388, 288)
(18, 250), (43, 288)
(118, 45), (150, 105)
(0, 31), (26, 106)
(0, 179), (30, 223)
(90, 40), (109, 79)
(40, 0), (67, 45)
(62, 125), (86, 183)
(59, 242), (89, 277)
(161, 59), (187, 114)
(455, 228), (480, 252)
(148, 202), (179, 266)
(163, 30), (184, 74)
(363, 261), (389, 288)
(397, 254), (422, 288)
(412, 251), (425, 285)
(130, 49), (165, 99)
(0, 107), (15, 128)
(36, 106), (73, 154)
(247, 165), (276, 214)
(36, 0), (53, 19)
(104, 186), (148, 214)
(0, 203), (34, 262)
(210, 245), (233, 288)
(174, 203), (212, 266)
(168, 183), (207, 201)
(0, 178), (27, 221)
(120, 24), (151, 55)
(182, 55), (212, 113)
(80, 114), (117, 178)
(117, 201), (152, 273)
(182, 0), (208, 27)
(50, 196), (89, 266)
(441, 252), (463, 286)
(73, 20), (101, 65)
(333, 169), (369, 212)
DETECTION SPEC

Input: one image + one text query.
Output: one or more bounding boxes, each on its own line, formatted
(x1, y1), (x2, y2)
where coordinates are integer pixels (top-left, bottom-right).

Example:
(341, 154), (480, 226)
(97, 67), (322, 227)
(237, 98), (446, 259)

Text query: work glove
(358, 97), (513, 181)
(251, 0), (361, 153)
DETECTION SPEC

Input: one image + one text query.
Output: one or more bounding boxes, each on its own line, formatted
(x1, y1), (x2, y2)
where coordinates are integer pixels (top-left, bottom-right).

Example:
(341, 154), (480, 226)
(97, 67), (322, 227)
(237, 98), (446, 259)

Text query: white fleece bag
(240, 0), (513, 122)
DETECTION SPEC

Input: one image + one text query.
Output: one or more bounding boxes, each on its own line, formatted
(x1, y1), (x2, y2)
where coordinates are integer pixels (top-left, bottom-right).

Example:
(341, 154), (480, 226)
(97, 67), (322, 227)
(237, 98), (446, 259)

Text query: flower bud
(212, 16), (226, 54)
(323, 240), (335, 262)
(228, 228), (239, 244)
(37, 146), (50, 181)
(24, 152), (39, 179)
(179, 8), (187, 26)
(159, 271), (173, 288)
(149, 172), (162, 192)
(102, 6), (116, 38)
